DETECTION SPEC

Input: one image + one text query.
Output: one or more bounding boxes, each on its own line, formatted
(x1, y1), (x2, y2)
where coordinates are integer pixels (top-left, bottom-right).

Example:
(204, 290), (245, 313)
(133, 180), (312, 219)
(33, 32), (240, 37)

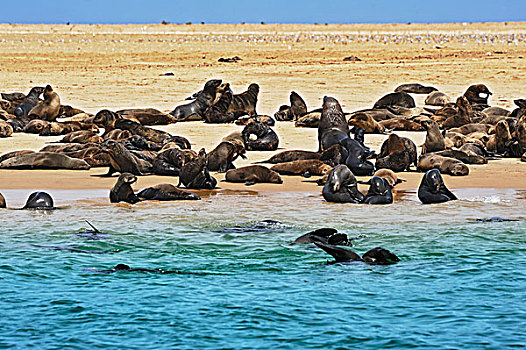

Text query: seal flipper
(85, 220), (101, 233)
(314, 241), (362, 262)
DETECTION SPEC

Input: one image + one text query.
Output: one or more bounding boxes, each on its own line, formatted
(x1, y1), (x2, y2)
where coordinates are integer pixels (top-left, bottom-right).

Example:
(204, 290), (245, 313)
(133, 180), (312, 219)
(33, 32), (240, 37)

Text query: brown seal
(23, 119), (49, 134)
(59, 130), (103, 144)
(235, 115), (275, 126)
(378, 118), (424, 131)
(295, 111), (321, 128)
(448, 123), (492, 135)
(271, 159), (332, 176)
(274, 91), (308, 121)
(28, 85), (61, 121)
(463, 84), (492, 109)
(0, 150), (35, 163)
(487, 120), (514, 154)
(373, 91), (415, 109)
(348, 112), (385, 133)
(98, 140), (151, 176)
(0, 120), (13, 138)
(260, 150), (320, 164)
(137, 184), (200, 201)
(394, 83), (437, 94)
(433, 149), (487, 164)
(0, 152), (90, 170)
(425, 91), (452, 106)
(206, 141), (246, 172)
(178, 148), (217, 189)
(225, 165), (283, 184)
(0, 192), (5, 208)
(421, 120), (446, 154)
(204, 84), (236, 123)
(441, 96), (473, 129)
(114, 119), (171, 143)
(417, 153), (469, 176)
(372, 169), (405, 187)
(376, 133), (417, 172)
(13, 86), (45, 117)
(318, 96), (349, 151)
(227, 83), (259, 117)
(110, 173), (141, 204)
(116, 108), (176, 126)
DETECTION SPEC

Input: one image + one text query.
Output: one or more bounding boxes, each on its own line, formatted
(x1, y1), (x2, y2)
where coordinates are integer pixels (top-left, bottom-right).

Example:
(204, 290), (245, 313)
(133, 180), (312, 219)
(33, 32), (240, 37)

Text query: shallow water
(0, 188), (525, 349)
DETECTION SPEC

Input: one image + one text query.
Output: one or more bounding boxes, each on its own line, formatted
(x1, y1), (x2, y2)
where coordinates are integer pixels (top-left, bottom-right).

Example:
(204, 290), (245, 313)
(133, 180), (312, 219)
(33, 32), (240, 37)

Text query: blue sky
(0, 0), (524, 24)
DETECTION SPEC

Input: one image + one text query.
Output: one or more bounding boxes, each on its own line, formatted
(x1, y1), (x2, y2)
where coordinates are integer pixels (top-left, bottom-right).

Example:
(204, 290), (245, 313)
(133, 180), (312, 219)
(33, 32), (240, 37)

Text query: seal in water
(373, 91), (415, 109)
(322, 164), (364, 203)
(13, 86), (45, 117)
(363, 177), (393, 204)
(170, 79), (222, 121)
(318, 96), (349, 151)
(417, 169), (457, 204)
(0, 192), (6, 208)
(110, 173), (141, 204)
(28, 85), (61, 121)
(136, 184), (201, 201)
(224, 165), (283, 184)
(314, 241), (400, 265)
(23, 191), (55, 210)
(292, 228), (353, 247)
(87, 263), (204, 275)
(242, 122), (279, 151)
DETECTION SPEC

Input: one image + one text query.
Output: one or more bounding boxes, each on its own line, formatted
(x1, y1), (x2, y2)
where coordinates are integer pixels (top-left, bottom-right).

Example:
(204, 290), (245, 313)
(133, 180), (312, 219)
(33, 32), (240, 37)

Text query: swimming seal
(28, 85), (61, 121)
(0, 192), (5, 208)
(136, 184), (200, 201)
(322, 164), (364, 203)
(417, 169), (457, 204)
(373, 91), (415, 109)
(318, 96), (349, 151)
(394, 83), (438, 94)
(227, 83), (259, 118)
(363, 177), (393, 204)
(292, 228), (353, 246)
(110, 173), (141, 204)
(225, 165), (283, 184)
(242, 122), (279, 151)
(314, 241), (400, 265)
(170, 79), (222, 121)
(23, 191), (55, 210)
(13, 86), (45, 118)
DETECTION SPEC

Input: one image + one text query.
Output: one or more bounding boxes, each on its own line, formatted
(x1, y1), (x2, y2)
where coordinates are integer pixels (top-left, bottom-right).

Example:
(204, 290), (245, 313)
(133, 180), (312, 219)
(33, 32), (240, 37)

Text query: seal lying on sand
(322, 164), (364, 203)
(418, 169), (457, 204)
(260, 150), (320, 164)
(425, 91), (452, 106)
(116, 108), (176, 125)
(271, 159), (331, 176)
(417, 153), (469, 176)
(23, 191), (55, 210)
(110, 173), (141, 204)
(394, 83), (437, 94)
(171, 79), (222, 121)
(225, 165), (283, 184)
(28, 85), (61, 121)
(370, 169), (405, 187)
(242, 122), (279, 151)
(373, 91), (415, 109)
(13, 86), (45, 117)
(363, 177), (393, 204)
(137, 184), (200, 201)
(292, 228), (353, 246)
(0, 152), (90, 170)
(314, 241), (400, 265)
(114, 119), (171, 143)
(0, 120), (13, 138)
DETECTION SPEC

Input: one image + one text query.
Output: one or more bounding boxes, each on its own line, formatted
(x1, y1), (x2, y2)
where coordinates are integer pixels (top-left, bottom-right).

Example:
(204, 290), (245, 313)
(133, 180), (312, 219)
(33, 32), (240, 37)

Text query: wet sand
(0, 22), (525, 193)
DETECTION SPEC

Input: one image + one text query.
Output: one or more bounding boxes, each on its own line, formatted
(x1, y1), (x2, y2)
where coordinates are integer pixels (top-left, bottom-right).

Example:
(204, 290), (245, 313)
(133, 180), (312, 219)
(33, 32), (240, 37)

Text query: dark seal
(322, 164), (364, 203)
(417, 169), (457, 204)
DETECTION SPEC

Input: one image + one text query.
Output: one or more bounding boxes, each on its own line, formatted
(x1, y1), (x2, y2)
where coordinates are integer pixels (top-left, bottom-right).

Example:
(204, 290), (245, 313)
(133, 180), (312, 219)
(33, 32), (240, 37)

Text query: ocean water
(0, 188), (525, 349)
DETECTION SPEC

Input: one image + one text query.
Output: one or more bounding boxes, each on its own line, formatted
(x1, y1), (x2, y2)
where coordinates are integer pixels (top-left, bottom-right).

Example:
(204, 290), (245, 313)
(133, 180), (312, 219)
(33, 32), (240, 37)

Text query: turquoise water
(0, 188), (525, 349)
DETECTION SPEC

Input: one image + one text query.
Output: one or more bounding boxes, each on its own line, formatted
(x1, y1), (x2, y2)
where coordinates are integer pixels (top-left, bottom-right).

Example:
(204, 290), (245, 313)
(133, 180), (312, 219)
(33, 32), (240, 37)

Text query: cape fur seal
(318, 96), (349, 151)
(227, 83), (259, 117)
(0, 120), (13, 138)
(417, 153), (469, 176)
(292, 228), (353, 247)
(14, 86), (45, 117)
(425, 91), (452, 106)
(116, 108), (176, 126)
(225, 165), (283, 184)
(274, 91), (308, 121)
(376, 133), (417, 172)
(260, 150), (320, 164)
(418, 169), (457, 204)
(0, 152), (90, 170)
(378, 118), (424, 131)
(204, 84), (236, 123)
(151, 148), (184, 176)
(421, 120), (446, 154)
(463, 84), (492, 109)
(178, 148), (217, 189)
(322, 164), (364, 203)
(371, 169), (405, 187)
(137, 184), (200, 201)
(441, 96), (473, 130)
(98, 140), (151, 176)
(171, 79), (222, 121)
(0, 192), (5, 208)
(347, 112), (385, 133)
(207, 141), (246, 172)
(110, 173), (141, 204)
(28, 85), (61, 121)
(270, 159), (332, 176)
(314, 241), (400, 265)
(394, 83), (438, 94)
(373, 91), (415, 109)
(363, 177), (393, 204)
(114, 119), (171, 143)
(23, 192), (55, 210)
(242, 122), (279, 151)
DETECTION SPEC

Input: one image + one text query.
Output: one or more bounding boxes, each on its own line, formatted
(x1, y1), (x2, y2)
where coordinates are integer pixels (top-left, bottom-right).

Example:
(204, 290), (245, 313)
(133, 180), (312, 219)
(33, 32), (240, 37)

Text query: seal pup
(136, 184), (200, 201)
(242, 122), (279, 151)
(170, 79), (222, 121)
(207, 141), (246, 172)
(373, 91), (415, 109)
(417, 153), (469, 176)
(178, 148), (217, 189)
(23, 192), (55, 210)
(292, 228), (353, 247)
(421, 120), (446, 154)
(394, 83), (437, 94)
(314, 241), (400, 265)
(28, 85), (61, 121)
(225, 165), (283, 184)
(270, 159), (332, 176)
(363, 177), (393, 204)
(0, 120), (13, 138)
(110, 173), (141, 204)
(227, 83), (259, 117)
(322, 164), (364, 203)
(0, 192), (5, 208)
(13, 86), (45, 117)
(318, 96), (349, 151)
(0, 152), (90, 170)
(418, 169), (457, 204)
(370, 169), (405, 187)
(425, 91), (452, 106)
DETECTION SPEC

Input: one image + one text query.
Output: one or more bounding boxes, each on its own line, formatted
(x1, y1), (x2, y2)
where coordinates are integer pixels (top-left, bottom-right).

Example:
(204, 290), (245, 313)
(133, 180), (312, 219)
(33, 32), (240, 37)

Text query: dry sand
(0, 23), (525, 194)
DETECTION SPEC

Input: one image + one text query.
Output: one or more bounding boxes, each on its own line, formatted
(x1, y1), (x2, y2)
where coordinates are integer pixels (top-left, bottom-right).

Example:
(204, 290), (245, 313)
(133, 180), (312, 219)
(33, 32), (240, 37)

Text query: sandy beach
(0, 22), (525, 193)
